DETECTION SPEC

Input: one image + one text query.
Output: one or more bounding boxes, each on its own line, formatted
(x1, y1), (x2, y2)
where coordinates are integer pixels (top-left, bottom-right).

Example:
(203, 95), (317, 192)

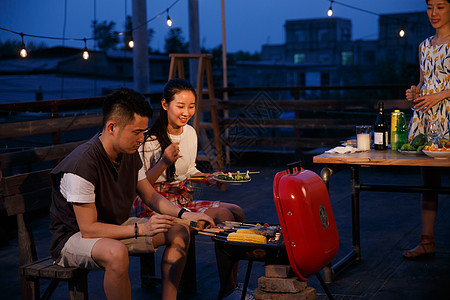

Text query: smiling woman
(132, 78), (250, 297)
(402, 0), (450, 260)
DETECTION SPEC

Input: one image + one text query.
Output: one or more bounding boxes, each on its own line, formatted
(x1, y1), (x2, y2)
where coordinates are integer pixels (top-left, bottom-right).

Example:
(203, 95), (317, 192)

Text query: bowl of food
(423, 138), (450, 159)
(422, 150), (450, 159)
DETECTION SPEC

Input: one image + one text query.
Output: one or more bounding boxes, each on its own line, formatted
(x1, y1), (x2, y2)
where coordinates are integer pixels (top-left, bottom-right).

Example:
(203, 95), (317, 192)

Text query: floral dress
(408, 36), (450, 140)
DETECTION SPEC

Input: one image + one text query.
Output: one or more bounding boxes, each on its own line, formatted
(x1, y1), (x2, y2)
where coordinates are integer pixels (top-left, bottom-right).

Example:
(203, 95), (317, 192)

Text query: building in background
(234, 11), (432, 92)
(0, 11), (432, 102)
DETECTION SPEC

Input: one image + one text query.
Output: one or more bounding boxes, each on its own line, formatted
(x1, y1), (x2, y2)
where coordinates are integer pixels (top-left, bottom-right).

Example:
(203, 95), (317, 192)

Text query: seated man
(49, 87), (214, 300)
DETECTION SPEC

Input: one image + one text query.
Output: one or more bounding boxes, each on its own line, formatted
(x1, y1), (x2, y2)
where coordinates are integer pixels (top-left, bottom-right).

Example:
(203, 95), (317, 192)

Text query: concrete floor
(1, 153), (449, 300)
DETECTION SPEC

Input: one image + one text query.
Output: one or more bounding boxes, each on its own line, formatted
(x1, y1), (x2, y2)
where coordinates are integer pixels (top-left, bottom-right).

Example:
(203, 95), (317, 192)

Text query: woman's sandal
(402, 234), (435, 259)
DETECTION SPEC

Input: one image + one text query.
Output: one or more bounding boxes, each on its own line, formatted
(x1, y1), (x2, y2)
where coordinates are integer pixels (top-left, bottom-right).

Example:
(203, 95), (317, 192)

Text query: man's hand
(181, 211), (216, 228)
(139, 213), (175, 236)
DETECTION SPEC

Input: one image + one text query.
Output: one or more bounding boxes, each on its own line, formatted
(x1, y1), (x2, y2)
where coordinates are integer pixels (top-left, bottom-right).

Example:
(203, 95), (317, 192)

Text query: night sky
(0, 0), (426, 53)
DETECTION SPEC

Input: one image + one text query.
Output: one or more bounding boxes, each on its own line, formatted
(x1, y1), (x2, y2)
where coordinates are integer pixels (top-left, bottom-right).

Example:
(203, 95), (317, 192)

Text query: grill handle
(286, 161), (302, 174)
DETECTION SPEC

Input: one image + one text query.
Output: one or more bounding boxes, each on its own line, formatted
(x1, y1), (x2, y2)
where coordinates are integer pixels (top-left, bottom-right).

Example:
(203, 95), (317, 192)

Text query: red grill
(273, 164), (339, 281)
(213, 162), (338, 299)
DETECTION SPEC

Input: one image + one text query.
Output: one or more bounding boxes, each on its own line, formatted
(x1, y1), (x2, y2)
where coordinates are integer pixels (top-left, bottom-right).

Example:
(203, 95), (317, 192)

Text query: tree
(92, 20), (119, 51)
(164, 28), (188, 53)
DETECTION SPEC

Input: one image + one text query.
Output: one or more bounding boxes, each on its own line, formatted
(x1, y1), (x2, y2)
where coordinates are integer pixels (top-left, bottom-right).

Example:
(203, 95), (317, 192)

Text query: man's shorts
(55, 232), (103, 270)
(55, 218), (155, 269)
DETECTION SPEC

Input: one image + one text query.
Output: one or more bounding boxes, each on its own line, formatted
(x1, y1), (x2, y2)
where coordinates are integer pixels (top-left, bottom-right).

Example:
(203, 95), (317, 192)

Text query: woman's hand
(161, 143), (180, 165)
(139, 213), (175, 236)
(413, 92), (442, 113)
(405, 85), (419, 102)
(209, 172), (224, 187)
(200, 172), (223, 187)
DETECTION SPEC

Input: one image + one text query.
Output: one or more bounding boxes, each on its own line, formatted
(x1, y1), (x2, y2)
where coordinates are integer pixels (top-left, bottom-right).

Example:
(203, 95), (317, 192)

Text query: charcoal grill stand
(213, 238), (334, 300)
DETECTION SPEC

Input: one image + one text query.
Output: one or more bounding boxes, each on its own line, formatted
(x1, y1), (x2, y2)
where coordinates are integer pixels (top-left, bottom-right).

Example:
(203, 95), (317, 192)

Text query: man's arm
(136, 178), (215, 226)
(73, 203), (136, 239)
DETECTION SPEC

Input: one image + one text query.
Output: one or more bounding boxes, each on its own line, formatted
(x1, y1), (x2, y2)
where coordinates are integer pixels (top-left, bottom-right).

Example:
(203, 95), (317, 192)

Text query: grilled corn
(236, 229), (266, 236)
(227, 232), (267, 244)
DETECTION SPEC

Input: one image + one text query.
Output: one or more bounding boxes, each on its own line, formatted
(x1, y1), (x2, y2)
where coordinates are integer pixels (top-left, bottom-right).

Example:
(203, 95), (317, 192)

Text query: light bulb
(128, 40), (134, 48)
(166, 16), (172, 27)
(399, 29), (405, 38)
(83, 49), (89, 60)
(327, 8), (333, 17)
(19, 33), (27, 58)
(82, 38), (89, 60)
(20, 47), (27, 58)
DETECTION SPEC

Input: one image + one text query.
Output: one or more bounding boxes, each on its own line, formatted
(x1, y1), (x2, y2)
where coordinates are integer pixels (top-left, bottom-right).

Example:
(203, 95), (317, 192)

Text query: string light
(327, 1), (334, 17)
(325, 0), (416, 38)
(19, 33), (28, 58)
(0, 0), (182, 53)
(82, 38), (89, 60)
(128, 38), (134, 48)
(166, 9), (173, 27)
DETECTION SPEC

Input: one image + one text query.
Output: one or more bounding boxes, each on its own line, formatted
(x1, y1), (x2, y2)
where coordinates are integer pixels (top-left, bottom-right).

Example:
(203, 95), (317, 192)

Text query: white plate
(422, 150), (450, 159)
(213, 177), (251, 184)
(398, 149), (424, 155)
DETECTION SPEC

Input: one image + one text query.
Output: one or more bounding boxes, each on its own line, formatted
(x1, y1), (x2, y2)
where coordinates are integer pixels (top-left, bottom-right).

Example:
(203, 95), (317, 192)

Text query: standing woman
(133, 78), (247, 298)
(403, 0), (450, 259)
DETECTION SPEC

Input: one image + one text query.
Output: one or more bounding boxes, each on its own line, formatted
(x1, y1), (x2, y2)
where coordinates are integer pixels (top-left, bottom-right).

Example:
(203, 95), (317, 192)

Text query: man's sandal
(402, 234), (435, 259)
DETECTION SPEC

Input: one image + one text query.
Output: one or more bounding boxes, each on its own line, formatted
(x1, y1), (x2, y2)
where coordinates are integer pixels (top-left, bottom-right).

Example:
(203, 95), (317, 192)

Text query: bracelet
(178, 207), (191, 219)
(134, 223), (138, 239)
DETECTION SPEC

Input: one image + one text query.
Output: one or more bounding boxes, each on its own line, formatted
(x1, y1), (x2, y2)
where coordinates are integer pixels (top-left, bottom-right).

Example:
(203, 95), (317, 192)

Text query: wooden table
(313, 150), (450, 283)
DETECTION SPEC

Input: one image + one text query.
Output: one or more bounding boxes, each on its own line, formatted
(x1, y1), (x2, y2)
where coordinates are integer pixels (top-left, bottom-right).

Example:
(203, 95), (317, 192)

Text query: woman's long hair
(144, 78), (196, 182)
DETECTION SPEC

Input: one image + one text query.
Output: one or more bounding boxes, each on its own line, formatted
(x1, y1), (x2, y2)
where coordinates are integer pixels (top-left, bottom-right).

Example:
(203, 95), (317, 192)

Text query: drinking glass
(356, 125), (371, 151)
(426, 119), (441, 143)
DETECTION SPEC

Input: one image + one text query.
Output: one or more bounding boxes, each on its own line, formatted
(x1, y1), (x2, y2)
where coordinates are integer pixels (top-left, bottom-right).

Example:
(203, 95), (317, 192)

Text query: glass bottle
(374, 102), (388, 150)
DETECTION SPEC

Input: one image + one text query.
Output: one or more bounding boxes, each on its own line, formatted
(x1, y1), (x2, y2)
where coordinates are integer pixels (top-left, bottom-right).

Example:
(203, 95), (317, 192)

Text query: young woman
(133, 78), (247, 298)
(403, 0), (450, 259)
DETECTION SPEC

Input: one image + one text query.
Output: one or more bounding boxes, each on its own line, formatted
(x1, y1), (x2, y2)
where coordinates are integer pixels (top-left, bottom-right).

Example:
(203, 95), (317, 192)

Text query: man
(49, 88), (214, 300)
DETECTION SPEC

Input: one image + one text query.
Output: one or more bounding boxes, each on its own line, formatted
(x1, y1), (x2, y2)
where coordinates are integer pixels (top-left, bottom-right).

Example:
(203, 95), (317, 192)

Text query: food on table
(215, 170), (251, 181)
(227, 232), (267, 244)
(411, 133), (426, 148)
(400, 133), (427, 152)
(424, 138), (450, 152)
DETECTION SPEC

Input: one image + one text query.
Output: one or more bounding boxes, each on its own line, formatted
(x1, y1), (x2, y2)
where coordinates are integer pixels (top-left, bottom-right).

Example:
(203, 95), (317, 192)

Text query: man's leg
(92, 239), (131, 300)
(152, 223), (190, 300)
